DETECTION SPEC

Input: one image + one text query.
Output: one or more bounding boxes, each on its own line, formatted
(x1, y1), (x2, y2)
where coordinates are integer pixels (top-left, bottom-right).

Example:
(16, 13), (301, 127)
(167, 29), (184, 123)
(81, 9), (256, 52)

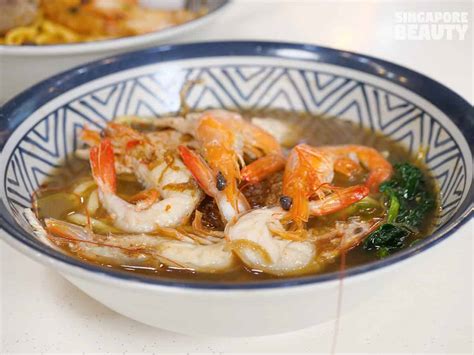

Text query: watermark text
(394, 12), (469, 40)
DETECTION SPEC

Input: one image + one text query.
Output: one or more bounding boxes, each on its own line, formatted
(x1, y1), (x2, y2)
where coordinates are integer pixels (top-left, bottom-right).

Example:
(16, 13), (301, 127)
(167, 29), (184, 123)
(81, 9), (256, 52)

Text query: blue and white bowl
(0, 42), (472, 336)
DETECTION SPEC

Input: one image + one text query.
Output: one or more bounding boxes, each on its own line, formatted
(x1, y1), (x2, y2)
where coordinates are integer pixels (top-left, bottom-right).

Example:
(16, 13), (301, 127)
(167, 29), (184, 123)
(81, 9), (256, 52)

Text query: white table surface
(1, 1), (472, 353)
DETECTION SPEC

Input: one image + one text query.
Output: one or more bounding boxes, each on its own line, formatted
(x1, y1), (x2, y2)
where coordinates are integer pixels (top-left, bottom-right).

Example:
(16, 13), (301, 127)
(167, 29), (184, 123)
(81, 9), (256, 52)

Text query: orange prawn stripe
(90, 138), (117, 194)
(178, 145), (218, 197)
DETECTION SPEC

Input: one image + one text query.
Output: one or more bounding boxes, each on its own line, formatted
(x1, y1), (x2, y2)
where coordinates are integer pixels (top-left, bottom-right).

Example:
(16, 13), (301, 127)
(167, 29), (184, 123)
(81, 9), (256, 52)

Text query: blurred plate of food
(0, 0), (229, 104)
(0, 0), (229, 53)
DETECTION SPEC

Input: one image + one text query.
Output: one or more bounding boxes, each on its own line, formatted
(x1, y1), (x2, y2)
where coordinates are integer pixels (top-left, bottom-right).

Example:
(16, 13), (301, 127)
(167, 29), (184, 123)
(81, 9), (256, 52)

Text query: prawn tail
(90, 138), (117, 194)
(241, 153), (286, 184)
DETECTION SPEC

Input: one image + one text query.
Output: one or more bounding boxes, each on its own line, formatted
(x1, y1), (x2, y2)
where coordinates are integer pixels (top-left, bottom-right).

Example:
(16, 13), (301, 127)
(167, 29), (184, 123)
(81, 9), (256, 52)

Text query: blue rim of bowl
(0, 41), (473, 290)
(0, 1), (230, 54)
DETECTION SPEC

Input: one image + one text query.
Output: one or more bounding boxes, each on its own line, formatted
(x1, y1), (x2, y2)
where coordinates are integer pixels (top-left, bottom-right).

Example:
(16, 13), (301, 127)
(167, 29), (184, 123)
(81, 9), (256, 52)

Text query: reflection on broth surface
(31, 109), (439, 282)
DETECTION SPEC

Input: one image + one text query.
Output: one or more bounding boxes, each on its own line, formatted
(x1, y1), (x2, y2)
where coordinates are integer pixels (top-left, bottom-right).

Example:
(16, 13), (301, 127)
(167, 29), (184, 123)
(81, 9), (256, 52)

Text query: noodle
(2, 13), (93, 45)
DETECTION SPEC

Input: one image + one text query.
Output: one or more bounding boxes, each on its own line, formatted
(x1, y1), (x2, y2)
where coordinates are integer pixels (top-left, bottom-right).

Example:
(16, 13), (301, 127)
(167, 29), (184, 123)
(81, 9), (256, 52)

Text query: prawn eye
(279, 195), (293, 210)
(216, 171), (227, 191)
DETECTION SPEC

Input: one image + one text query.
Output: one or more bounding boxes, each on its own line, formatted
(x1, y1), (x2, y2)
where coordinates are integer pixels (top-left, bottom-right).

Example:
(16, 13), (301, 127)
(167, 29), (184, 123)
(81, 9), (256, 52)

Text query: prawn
(27, 212), (236, 273)
(281, 144), (371, 228)
(226, 143), (385, 276)
(89, 138), (202, 233)
(169, 111), (251, 222)
(152, 110), (286, 185)
(225, 207), (380, 276)
(280, 144), (392, 229)
(151, 110), (285, 221)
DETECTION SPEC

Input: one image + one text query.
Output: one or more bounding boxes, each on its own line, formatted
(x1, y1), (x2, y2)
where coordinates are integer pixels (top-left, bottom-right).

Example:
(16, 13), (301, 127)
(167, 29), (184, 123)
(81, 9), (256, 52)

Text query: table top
(1, 1), (472, 353)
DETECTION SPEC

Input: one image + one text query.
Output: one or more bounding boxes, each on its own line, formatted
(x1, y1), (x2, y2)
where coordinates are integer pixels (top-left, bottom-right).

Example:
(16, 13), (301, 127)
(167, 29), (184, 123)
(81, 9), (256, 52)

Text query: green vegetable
(353, 196), (381, 211)
(363, 223), (410, 252)
(379, 163), (435, 227)
(363, 163), (435, 257)
(377, 247), (391, 258)
(386, 194), (399, 223)
(329, 196), (381, 220)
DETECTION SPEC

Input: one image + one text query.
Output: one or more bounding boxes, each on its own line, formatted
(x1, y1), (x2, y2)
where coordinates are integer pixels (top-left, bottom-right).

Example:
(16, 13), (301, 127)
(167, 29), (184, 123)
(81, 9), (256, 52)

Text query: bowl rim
(0, 0), (230, 56)
(0, 40), (473, 290)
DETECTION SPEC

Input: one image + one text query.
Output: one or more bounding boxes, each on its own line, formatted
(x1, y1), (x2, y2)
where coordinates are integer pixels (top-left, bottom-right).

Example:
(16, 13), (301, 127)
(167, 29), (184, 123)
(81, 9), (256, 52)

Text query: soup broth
(33, 109), (439, 282)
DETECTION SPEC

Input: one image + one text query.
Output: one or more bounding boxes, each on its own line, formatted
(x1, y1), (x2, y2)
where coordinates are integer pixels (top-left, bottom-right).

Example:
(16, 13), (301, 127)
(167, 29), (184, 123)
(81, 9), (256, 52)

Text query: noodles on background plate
(0, 0), (204, 45)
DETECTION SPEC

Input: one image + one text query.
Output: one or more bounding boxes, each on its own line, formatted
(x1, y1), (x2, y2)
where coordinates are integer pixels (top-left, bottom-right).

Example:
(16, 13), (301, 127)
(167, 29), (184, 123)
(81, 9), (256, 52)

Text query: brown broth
(34, 109), (439, 282)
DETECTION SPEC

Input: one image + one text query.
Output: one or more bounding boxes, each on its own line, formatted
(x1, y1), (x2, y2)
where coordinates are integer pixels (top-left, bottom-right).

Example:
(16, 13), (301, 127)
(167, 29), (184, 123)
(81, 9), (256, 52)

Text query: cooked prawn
(226, 208), (316, 276)
(178, 144), (249, 223)
(149, 110), (285, 220)
(226, 207), (379, 276)
(27, 213), (236, 273)
(90, 138), (202, 233)
(282, 144), (371, 227)
(152, 110), (286, 185)
(175, 111), (251, 222)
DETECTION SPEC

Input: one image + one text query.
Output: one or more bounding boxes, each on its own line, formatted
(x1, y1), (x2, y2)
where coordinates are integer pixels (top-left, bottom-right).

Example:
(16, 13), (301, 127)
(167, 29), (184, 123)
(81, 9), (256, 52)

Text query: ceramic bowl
(0, 0), (229, 104)
(0, 41), (472, 336)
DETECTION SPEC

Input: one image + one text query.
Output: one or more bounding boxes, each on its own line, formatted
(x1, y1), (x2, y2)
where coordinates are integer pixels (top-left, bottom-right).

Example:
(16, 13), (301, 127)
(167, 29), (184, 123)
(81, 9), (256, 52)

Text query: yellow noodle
(1, 13), (98, 45)
(4, 26), (38, 45)
(41, 20), (82, 43)
(1, 3), (201, 46)
(86, 190), (99, 215)
(66, 213), (121, 234)
(72, 179), (96, 196)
